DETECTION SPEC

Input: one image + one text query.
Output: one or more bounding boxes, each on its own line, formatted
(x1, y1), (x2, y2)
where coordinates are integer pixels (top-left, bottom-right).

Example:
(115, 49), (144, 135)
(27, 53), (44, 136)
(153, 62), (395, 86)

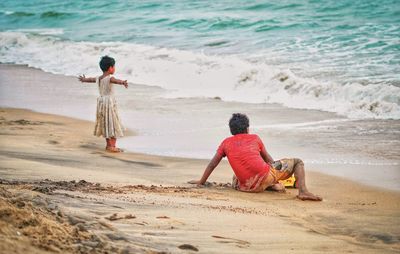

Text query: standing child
(79, 56), (128, 152)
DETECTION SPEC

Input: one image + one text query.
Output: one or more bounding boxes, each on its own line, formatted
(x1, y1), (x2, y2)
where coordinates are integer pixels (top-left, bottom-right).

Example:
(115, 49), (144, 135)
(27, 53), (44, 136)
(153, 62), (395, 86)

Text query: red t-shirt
(217, 134), (270, 191)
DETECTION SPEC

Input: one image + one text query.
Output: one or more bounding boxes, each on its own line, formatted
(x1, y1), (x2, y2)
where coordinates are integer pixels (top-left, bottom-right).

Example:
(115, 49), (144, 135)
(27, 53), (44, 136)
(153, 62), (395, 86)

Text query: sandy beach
(1, 64), (399, 192)
(1, 1), (400, 251)
(1, 107), (399, 253)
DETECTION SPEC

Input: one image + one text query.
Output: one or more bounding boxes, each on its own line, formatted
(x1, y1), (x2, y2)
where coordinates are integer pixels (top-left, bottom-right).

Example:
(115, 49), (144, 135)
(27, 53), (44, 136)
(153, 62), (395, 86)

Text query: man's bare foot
(297, 192), (322, 201)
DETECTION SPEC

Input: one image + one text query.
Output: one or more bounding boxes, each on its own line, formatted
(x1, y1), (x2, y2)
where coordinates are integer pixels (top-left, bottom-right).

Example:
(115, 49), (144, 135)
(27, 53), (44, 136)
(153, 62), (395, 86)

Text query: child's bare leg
(293, 159), (322, 201)
(106, 138), (112, 148)
(106, 137), (123, 152)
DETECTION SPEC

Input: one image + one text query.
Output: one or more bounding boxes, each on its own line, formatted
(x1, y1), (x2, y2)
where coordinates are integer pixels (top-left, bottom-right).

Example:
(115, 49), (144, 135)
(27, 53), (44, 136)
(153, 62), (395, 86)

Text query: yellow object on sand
(279, 175), (297, 188)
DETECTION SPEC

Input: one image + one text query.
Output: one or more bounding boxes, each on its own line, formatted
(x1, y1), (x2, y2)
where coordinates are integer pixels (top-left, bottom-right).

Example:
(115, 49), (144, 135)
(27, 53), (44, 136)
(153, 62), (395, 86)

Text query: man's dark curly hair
(229, 113), (249, 135)
(99, 56), (115, 72)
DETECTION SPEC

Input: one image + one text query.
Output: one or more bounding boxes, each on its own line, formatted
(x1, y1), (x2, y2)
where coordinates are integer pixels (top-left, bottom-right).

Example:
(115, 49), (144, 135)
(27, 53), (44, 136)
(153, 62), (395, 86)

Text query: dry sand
(0, 108), (399, 253)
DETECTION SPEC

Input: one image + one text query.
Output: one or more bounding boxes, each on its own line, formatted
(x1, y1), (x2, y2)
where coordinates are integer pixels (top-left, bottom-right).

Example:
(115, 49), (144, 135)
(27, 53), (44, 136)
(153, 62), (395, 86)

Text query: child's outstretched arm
(110, 77), (128, 88)
(78, 74), (96, 83)
(188, 152), (223, 186)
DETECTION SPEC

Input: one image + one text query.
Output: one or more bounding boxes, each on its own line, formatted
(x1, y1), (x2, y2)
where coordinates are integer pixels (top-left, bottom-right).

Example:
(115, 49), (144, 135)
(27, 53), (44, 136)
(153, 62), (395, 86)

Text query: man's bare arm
(260, 147), (274, 165)
(78, 75), (96, 83)
(188, 153), (223, 185)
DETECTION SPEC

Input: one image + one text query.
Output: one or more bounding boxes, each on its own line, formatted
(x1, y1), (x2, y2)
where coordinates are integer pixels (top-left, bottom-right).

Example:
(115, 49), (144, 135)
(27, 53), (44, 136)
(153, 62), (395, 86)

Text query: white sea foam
(252, 119), (352, 130)
(13, 28), (65, 36)
(1, 31), (399, 119)
(305, 159), (399, 166)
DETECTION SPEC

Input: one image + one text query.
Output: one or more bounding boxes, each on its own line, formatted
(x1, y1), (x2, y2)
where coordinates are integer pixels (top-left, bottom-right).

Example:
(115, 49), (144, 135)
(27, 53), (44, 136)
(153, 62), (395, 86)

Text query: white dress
(93, 75), (124, 138)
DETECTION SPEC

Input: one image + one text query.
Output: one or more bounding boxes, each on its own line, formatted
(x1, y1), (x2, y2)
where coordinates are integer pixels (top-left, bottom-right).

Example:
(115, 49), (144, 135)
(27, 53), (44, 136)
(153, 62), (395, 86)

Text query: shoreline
(1, 63), (399, 192)
(1, 25), (399, 120)
(0, 108), (399, 253)
(1, 106), (398, 193)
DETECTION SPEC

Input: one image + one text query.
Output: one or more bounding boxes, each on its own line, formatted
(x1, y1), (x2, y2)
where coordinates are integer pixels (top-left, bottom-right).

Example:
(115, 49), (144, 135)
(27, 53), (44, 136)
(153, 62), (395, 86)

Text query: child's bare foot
(106, 147), (124, 153)
(297, 191), (322, 201)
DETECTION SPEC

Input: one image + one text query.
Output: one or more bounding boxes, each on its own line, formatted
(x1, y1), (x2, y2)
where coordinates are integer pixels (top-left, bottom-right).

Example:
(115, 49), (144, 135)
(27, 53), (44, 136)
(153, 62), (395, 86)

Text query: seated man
(189, 113), (322, 201)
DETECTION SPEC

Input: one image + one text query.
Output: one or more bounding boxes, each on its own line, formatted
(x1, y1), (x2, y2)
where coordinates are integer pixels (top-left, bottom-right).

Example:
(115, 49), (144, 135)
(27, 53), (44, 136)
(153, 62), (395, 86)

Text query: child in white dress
(79, 56), (128, 152)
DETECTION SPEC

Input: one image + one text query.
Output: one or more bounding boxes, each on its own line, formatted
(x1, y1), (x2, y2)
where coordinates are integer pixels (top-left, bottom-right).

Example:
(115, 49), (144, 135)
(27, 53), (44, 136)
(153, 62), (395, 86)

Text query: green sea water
(1, 0), (400, 118)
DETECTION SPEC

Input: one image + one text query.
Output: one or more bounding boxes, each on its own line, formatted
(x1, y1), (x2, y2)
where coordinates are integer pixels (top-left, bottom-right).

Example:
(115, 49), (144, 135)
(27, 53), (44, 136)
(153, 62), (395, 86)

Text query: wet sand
(0, 108), (399, 253)
(1, 64), (399, 191)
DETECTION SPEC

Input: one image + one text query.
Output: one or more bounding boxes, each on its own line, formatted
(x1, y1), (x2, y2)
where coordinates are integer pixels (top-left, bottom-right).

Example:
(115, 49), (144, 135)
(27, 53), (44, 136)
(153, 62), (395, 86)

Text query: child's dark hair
(229, 113), (249, 135)
(99, 56), (115, 72)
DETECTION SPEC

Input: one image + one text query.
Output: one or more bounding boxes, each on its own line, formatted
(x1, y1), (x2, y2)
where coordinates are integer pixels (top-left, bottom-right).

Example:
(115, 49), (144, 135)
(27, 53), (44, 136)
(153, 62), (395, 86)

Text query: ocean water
(1, 0), (400, 119)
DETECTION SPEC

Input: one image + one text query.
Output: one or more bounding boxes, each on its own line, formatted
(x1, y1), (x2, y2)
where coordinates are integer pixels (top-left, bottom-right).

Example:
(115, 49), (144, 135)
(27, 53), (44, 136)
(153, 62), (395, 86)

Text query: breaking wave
(1, 31), (399, 119)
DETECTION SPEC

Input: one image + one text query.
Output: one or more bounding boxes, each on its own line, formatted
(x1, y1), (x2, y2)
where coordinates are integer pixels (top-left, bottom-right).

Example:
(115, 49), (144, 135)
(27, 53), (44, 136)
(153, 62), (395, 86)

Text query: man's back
(217, 134), (270, 191)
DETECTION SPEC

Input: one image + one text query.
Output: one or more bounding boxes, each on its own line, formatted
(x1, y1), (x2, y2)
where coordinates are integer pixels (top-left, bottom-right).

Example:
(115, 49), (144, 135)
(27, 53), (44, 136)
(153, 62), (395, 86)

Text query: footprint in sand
(212, 235), (250, 248)
(105, 213), (136, 221)
(178, 244), (199, 252)
(156, 215), (170, 219)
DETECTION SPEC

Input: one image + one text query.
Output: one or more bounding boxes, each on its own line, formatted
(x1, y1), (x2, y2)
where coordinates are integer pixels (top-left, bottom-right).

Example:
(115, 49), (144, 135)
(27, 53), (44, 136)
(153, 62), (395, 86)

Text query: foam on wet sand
(0, 107), (399, 253)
